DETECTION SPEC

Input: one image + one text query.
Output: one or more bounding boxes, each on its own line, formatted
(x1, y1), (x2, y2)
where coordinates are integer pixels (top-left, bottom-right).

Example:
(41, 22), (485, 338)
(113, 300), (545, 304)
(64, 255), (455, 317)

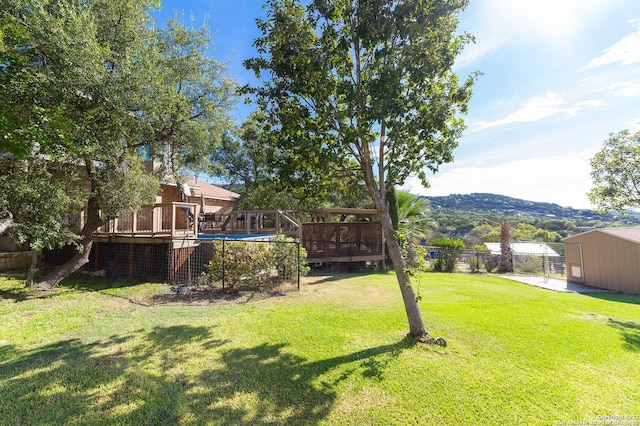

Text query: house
(563, 227), (640, 294)
(162, 178), (239, 217)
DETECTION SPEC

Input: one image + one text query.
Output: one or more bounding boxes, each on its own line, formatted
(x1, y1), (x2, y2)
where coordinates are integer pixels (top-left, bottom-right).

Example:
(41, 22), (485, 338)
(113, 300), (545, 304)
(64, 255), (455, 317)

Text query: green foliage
(516, 255), (543, 274)
(425, 193), (631, 245)
(0, 0), (236, 285)
(429, 238), (465, 273)
(483, 254), (499, 273)
(588, 130), (640, 213)
(269, 234), (310, 281)
(244, 0), (477, 336)
(430, 238), (466, 249)
(397, 231), (428, 276)
(206, 241), (274, 290)
(205, 236), (308, 290)
(396, 190), (432, 240)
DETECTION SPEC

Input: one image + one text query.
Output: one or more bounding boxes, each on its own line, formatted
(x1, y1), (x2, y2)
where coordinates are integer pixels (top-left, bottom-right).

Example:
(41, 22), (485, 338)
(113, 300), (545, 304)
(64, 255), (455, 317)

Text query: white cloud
(575, 99), (604, 108)
(613, 80), (640, 97)
(472, 93), (596, 131)
(586, 21), (640, 68)
(483, 0), (592, 42)
(401, 154), (597, 209)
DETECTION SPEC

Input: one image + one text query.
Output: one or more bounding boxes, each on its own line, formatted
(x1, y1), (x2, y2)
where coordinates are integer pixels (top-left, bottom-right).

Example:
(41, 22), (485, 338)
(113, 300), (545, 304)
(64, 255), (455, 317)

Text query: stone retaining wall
(0, 251), (40, 270)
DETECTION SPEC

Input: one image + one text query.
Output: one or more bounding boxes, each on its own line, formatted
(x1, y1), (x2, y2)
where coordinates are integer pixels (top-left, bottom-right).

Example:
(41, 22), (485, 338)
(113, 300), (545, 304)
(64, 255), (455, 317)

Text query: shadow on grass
(59, 274), (144, 291)
(0, 325), (412, 424)
(0, 270), (144, 303)
(608, 319), (640, 352)
(583, 292), (640, 305)
(0, 286), (31, 303)
(305, 270), (391, 286)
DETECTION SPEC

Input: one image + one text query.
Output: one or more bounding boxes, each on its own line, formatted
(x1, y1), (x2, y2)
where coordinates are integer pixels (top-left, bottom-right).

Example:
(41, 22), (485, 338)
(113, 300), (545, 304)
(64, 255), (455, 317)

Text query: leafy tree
(588, 130), (640, 213)
(211, 111), (373, 214)
(245, 0), (477, 338)
(0, 0), (236, 289)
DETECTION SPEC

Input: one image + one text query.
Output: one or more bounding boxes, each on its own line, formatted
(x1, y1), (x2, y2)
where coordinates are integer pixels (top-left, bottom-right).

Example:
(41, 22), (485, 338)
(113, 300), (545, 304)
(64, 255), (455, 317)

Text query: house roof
(185, 178), (239, 201)
(484, 242), (560, 257)
(564, 227), (640, 244)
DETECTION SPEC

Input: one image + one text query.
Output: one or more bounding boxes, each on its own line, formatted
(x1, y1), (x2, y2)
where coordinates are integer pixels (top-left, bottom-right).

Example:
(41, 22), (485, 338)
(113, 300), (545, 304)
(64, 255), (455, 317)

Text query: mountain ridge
(421, 193), (640, 224)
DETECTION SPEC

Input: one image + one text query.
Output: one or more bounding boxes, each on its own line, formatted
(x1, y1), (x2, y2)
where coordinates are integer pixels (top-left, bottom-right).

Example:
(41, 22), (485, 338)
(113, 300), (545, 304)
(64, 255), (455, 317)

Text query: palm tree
(395, 190), (433, 240)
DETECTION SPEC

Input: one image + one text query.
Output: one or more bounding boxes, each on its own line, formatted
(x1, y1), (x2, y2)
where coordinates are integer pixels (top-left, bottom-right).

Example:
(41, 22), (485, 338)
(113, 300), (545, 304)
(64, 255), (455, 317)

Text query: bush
(468, 246), (489, 273)
(206, 241), (273, 290)
(468, 255), (482, 273)
(516, 255), (543, 274)
(270, 234), (310, 281)
(484, 254), (499, 273)
(205, 235), (309, 291)
(430, 238), (465, 273)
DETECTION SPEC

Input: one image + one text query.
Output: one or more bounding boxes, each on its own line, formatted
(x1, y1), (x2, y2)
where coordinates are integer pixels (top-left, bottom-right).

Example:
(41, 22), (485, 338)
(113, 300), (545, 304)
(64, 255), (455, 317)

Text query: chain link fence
(425, 242), (566, 277)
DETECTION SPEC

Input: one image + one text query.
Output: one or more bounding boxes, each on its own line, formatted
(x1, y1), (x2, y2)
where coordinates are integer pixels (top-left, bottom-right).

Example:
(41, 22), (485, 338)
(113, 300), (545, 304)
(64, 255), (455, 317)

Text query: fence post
(297, 240), (300, 291)
(222, 239), (226, 290)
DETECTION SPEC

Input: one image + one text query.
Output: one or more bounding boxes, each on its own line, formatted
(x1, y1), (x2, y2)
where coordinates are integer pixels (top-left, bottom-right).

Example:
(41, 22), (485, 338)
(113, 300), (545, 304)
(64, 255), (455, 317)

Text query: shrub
(205, 235), (309, 291)
(429, 238), (465, 273)
(468, 246), (489, 273)
(270, 234), (310, 281)
(206, 241), (273, 290)
(516, 255), (543, 274)
(484, 254), (499, 273)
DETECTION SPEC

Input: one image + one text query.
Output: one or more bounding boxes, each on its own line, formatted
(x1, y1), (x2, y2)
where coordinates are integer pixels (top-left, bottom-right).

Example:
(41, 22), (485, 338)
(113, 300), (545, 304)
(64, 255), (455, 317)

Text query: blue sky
(159, 0), (640, 209)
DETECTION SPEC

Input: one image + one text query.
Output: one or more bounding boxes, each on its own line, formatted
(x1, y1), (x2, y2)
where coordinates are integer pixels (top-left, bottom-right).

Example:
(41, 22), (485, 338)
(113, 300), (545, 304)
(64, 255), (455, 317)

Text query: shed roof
(484, 242), (560, 257)
(564, 227), (640, 244)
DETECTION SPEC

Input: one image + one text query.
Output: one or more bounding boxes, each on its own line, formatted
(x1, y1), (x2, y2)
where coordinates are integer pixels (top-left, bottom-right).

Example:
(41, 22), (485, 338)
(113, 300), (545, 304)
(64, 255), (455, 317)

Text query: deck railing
(199, 210), (301, 239)
(96, 202), (198, 237)
(92, 205), (300, 239)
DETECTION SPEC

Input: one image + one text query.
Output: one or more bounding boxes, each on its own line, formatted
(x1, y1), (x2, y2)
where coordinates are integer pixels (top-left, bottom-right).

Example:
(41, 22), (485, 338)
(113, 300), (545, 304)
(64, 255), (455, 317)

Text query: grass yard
(1, 271), (639, 425)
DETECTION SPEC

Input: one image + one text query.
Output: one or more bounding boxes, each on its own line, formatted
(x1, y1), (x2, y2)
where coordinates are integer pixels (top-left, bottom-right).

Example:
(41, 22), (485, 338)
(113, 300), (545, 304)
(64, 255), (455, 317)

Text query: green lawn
(1, 271), (639, 425)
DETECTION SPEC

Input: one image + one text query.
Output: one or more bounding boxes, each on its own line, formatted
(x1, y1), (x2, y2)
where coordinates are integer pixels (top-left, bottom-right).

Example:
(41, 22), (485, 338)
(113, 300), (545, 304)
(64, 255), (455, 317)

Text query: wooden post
(132, 211), (137, 237)
(171, 203), (176, 238)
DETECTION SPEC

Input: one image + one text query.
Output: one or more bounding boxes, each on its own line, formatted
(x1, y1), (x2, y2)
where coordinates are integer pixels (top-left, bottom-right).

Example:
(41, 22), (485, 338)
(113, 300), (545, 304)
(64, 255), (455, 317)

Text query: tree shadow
(0, 286), (31, 302)
(608, 319), (640, 352)
(583, 292), (640, 306)
(0, 325), (412, 424)
(59, 274), (144, 291)
(197, 338), (412, 424)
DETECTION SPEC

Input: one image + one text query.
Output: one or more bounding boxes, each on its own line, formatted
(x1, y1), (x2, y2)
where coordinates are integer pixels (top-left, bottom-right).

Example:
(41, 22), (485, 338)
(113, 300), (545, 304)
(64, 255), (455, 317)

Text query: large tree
(0, 0), (236, 289)
(588, 130), (640, 213)
(245, 0), (477, 338)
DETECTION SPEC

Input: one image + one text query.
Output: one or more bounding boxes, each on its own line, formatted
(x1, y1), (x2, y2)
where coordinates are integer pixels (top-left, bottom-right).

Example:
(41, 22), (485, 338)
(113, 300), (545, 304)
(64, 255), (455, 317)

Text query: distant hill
(421, 193), (640, 225)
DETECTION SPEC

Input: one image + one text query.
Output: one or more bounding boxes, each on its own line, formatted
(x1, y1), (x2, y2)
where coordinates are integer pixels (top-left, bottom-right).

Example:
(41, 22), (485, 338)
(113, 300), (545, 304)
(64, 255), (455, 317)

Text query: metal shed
(563, 227), (640, 294)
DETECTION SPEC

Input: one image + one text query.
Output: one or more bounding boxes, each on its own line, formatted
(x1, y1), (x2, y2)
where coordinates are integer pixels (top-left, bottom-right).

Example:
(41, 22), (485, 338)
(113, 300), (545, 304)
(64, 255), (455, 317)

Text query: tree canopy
(0, 0), (237, 288)
(245, 0), (476, 338)
(588, 130), (640, 213)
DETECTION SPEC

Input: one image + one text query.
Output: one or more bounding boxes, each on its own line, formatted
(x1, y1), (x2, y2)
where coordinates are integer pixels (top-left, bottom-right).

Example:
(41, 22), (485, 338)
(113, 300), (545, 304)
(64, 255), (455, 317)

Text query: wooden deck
(84, 203), (301, 240)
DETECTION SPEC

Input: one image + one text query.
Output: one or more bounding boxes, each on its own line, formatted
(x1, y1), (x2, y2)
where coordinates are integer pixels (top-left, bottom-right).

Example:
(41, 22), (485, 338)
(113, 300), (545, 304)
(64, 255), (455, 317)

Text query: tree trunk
(26, 250), (39, 287)
(378, 209), (429, 338)
(37, 199), (103, 290)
